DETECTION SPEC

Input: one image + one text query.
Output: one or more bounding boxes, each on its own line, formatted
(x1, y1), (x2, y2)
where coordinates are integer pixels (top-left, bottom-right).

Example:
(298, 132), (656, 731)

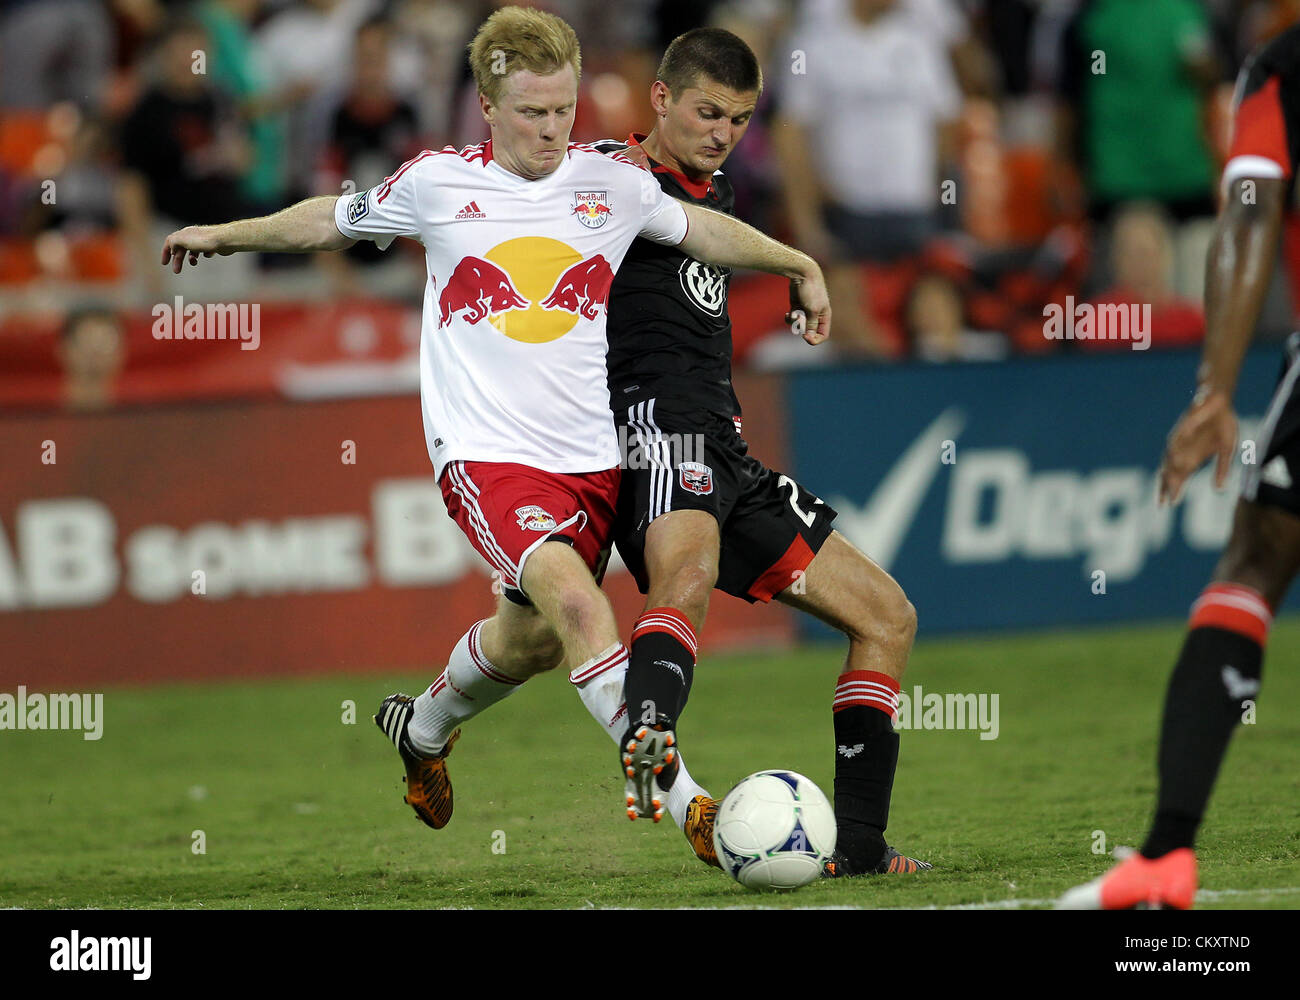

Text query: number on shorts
(778, 475), (820, 528)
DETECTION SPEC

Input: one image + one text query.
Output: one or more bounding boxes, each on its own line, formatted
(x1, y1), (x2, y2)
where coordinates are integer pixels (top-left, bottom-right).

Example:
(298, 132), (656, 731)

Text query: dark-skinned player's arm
(1159, 177), (1287, 505)
(159, 196), (356, 273)
(676, 200), (830, 345)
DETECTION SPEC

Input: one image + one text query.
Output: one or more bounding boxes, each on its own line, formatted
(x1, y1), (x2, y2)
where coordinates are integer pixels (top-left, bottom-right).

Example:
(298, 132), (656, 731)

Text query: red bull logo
(438, 256), (530, 327)
(540, 255), (615, 321)
(437, 237), (615, 344)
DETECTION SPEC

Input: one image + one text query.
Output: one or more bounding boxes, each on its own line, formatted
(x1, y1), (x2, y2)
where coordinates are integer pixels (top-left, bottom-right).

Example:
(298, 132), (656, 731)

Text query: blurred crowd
(3, 0), (1300, 386)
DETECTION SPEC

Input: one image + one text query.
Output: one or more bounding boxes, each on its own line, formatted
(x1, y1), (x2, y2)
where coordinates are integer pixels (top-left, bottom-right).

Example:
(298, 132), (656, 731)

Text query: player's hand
(788, 267), (830, 345)
(161, 226), (231, 274)
(1158, 388), (1238, 505)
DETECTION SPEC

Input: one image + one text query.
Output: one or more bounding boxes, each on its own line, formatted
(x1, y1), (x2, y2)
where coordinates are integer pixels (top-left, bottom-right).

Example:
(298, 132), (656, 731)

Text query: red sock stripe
(467, 619), (523, 686)
(1189, 584), (1272, 646)
(569, 645), (628, 685)
(833, 670), (900, 716)
(632, 607), (698, 657)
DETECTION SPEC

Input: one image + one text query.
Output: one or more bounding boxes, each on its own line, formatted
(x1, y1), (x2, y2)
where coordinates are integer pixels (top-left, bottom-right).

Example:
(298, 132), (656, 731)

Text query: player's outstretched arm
(676, 202), (830, 345)
(161, 196), (355, 273)
(1159, 177), (1286, 504)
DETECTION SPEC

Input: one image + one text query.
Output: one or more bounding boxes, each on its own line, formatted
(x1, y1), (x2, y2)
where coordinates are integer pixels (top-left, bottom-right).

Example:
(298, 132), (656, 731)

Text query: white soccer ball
(712, 770), (837, 891)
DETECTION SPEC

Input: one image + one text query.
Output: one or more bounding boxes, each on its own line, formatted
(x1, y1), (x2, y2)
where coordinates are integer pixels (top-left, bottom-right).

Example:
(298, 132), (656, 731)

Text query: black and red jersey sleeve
(1224, 25), (1300, 193)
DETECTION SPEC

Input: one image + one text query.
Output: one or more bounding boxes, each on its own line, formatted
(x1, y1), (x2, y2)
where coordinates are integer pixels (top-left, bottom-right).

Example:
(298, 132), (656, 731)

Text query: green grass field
(2, 620), (1298, 910)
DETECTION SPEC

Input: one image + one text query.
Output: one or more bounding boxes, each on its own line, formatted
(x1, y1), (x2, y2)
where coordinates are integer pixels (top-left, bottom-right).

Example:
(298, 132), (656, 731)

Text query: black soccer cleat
(822, 845), (933, 878)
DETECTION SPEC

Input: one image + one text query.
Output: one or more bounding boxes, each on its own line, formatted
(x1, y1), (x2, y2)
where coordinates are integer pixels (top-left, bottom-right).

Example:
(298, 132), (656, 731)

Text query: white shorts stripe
(448, 463), (519, 584)
(629, 400), (673, 522)
(647, 399), (672, 519)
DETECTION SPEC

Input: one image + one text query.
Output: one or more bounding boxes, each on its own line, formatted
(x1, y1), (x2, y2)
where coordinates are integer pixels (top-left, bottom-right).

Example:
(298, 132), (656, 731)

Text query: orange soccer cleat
(1057, 848), (1198, 909)
(374, 692), (460, 830)
(684, 795), (721, 869)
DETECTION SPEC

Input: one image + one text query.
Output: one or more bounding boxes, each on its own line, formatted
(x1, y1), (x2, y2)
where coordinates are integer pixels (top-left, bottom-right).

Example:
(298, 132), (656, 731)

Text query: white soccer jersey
(333, 140), (690, 481)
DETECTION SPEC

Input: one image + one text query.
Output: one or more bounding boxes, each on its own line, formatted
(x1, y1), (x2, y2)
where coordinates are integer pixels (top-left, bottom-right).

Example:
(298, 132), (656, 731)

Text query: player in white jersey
(159, 6), (830, 851)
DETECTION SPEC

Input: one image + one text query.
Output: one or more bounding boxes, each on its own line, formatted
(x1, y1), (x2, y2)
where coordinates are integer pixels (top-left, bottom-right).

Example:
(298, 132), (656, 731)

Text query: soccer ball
(712, 770), (837, 891)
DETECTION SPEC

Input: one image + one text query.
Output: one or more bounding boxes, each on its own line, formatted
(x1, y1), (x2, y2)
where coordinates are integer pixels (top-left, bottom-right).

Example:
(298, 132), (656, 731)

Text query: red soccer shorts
(439, 460), (620, 598)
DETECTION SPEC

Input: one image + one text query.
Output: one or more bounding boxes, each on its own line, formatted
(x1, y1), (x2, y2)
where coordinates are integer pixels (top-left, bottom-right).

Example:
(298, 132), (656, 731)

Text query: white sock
(569, 643), (710, 830)
(408, 619), (522, 755)
(569, 642), (631, 737)
(665, 756), (708, 830)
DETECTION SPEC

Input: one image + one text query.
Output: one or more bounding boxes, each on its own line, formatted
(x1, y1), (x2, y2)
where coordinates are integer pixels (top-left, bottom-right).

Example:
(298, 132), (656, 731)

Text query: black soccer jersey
(594, 134), (740, 417)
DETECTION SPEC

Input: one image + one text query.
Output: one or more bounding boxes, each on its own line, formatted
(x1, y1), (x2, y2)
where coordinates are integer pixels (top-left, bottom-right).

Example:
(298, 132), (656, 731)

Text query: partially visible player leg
(772, 530), (929, 875)
(616, 402), (729, 825)
(376, 593), (566, 829)
(624, 508), (718, 729)
(517, 535), (717, 835)
(408, 594), (566, 756)
(377, 460), (627, 830)
(1061, 498), (1300, 908)
(615, 508), (722, 855)
(520, 537), (623, 667)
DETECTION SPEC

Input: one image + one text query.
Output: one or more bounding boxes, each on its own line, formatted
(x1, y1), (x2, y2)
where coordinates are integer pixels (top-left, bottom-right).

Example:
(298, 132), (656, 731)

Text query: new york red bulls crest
(515, 505), (558, 531)
(572, 191), (612, 229)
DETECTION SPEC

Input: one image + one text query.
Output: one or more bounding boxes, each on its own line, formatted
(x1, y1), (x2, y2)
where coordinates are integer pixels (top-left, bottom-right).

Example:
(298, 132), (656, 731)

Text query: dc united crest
(679, 259), (729, 316)
(679, 461), (714, 495)
(572, 191), (612, 229)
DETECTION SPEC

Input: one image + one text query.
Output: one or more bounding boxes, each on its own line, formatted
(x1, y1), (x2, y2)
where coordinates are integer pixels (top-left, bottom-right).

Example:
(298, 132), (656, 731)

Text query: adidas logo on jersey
(455, 201), (487, 220)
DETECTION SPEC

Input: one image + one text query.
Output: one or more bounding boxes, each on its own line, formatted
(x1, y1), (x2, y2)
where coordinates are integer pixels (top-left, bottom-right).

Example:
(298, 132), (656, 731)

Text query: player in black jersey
(1061, 25), (1300, 909)
(596, 28), (929, 877)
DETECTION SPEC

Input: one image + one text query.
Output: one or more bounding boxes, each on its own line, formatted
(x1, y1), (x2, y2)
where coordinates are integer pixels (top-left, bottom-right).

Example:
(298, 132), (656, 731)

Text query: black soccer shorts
(613, 395), (837, 602)
(1242, 331), (1300, 516)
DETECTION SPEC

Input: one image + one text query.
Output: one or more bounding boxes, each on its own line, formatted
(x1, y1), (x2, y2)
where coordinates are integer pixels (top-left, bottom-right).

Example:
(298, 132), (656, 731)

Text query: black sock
(833, 704), (899, 871)
(1142, 617), (1265, 860)
(623, 607), (697, 733)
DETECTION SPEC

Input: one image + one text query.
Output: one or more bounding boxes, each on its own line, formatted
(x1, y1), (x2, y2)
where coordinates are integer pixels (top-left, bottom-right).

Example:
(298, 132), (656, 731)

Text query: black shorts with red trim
(613, 395), (837, 603)
(1242, 330), (1300, 516)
